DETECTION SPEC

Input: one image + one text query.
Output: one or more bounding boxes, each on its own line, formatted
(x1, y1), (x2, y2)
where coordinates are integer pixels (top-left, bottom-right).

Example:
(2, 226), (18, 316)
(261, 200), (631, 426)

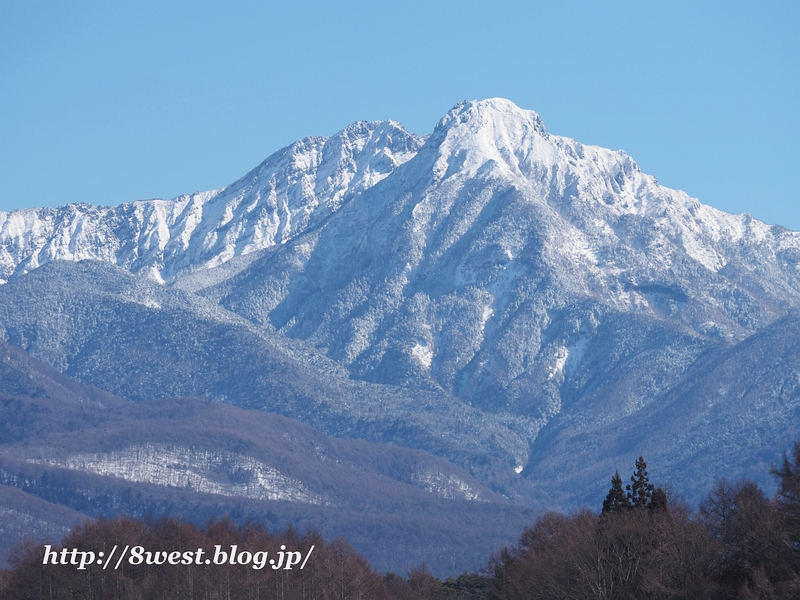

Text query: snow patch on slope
(412, 341), (433, 369)
(32, 444), (324, 505)
(411, 469), (484, 501)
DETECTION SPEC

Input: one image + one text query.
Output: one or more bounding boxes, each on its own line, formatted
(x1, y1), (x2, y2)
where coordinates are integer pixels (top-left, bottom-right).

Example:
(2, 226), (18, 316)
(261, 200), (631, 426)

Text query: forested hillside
(4, 445), (799, 599)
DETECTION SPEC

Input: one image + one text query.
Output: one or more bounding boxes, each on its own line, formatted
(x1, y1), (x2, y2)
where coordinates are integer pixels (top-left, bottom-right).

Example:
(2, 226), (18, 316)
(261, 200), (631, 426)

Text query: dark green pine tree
(649, 487), (669, 512)
(602, 471), (632, 514)
(626, 456), (655, 509)
(772, 440), (800, 546)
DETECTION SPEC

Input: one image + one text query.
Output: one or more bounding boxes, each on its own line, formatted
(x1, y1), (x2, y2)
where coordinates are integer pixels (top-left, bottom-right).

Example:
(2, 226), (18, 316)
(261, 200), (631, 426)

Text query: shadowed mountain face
(0, 98), (798, 546)
(523, 311), (800, 507)
(0, 338), (530, 574)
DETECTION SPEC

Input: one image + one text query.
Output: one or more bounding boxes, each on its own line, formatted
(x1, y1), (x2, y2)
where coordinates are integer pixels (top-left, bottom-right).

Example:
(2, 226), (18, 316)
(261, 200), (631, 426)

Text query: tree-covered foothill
(3, 444), (800, 599)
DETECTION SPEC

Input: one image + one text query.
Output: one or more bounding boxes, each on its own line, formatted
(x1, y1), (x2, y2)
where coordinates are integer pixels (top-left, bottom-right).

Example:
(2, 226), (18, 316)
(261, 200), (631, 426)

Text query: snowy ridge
(424, 99), (800, 293)
(0, 120), (423, 283)
(411, 469), (484, 501)
(3, 98), (798, 295)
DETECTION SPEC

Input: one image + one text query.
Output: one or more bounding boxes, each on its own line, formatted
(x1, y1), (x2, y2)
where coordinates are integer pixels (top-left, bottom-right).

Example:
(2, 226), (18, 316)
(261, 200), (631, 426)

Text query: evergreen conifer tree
(649, 487), (668, 512)
(602, 471), (631, 513)
(772, 440), (800, 548)
(626, 456), (655, 509)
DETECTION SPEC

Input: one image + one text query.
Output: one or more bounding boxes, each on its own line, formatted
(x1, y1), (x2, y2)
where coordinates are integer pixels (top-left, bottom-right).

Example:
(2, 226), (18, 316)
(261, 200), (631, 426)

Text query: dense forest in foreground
(2, 443), (799, 600)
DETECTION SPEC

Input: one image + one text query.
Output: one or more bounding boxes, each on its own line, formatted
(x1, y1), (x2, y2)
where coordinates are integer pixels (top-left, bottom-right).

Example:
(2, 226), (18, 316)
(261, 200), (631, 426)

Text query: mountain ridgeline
(0, 99), (798, 572)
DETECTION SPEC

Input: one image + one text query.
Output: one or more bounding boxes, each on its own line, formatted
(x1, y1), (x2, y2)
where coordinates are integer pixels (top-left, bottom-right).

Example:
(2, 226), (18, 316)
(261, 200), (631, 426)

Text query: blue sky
(2, 1), (798, 228)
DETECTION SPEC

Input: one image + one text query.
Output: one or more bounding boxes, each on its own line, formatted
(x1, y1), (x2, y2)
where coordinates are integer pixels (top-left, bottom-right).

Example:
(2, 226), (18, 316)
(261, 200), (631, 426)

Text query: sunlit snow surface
(411, 469), (483, 501)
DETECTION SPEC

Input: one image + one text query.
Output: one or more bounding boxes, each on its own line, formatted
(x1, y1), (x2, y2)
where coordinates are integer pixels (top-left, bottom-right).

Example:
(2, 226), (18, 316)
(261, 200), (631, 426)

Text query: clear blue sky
(2, 1), (798, 228)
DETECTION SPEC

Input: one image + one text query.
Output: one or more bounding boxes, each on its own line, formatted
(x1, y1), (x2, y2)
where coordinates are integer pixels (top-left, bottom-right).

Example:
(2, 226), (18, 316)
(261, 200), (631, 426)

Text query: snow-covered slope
(32, 444), (325, 504)
(4, 98), (798, 310)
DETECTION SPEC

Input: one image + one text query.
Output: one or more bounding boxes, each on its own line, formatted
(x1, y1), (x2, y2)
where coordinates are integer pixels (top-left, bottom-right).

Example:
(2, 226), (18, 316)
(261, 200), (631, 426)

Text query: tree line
(2, 441), (799, 599)
(486, 444), (800, 599)
(0, 518), (389, 600)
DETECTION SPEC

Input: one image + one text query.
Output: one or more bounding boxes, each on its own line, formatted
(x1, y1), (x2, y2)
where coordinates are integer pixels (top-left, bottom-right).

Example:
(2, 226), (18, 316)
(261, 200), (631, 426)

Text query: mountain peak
(425, 98), (550, 183)
(436, 98), (547, 137)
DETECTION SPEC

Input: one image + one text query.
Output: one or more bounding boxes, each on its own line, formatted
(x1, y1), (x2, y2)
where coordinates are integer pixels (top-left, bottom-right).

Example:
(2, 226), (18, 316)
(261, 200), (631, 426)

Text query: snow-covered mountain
(6, 99), (799, 300)
(212, 99), (800, 420)
(4, 99), (800, 307)
(1, 98), (799, 511)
